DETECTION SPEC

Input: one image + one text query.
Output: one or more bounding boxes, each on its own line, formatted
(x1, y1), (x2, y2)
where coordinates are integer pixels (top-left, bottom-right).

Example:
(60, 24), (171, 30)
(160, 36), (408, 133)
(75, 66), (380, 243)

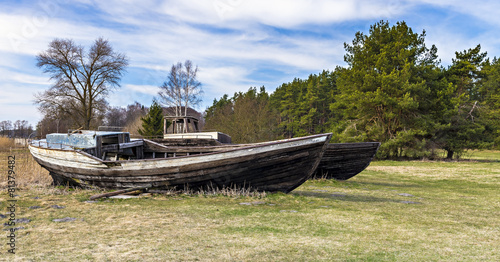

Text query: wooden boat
(152, 138), (380, 180)
(151, 138), (380, 181)
(157, 114), (378, 181)
(313, 142), (380, 180)
(29, 131), (332, 193)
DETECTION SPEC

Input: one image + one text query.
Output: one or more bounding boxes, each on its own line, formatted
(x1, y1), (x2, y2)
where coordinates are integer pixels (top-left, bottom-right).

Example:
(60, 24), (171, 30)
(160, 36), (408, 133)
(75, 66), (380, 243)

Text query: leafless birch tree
(158, 60), (203, 120)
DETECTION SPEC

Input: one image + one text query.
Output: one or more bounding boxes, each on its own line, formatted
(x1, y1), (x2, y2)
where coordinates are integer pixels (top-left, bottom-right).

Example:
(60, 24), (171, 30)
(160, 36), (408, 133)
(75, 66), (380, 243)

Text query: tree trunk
(446, 150), (454, 160)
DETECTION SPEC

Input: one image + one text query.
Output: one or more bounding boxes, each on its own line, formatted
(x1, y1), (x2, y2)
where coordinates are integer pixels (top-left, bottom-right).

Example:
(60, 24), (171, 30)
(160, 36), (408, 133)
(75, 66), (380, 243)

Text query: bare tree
(105, 106), (127, 127)
(35, 37), (128, 129)
(13, 120), (22, 137)
(37, 101), (72, 133)
(37, 113), (72, 138)
(12, 120), (32, 138)
(125, 102), (146, 126)
(0, 120), (12, 136)
(158, 60), (203, 120)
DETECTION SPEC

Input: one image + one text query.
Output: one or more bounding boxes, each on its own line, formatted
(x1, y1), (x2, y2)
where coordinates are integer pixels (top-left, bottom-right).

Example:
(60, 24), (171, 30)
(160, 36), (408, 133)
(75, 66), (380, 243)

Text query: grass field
(0, 148), (499, 261)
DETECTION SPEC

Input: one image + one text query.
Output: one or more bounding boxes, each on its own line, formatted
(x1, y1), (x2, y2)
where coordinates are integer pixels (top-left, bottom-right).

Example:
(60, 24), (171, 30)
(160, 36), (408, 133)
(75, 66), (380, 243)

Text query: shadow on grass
(293, 191), (415, 204)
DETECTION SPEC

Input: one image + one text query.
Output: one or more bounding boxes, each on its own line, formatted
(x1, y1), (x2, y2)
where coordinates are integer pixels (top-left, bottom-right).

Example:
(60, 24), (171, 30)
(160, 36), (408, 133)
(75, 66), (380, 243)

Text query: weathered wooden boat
(313, 142), (380, 180)
(28, 131), (332, 193)
(157, 114), (378, 181)
(152, 138), (380, 181)
(154, 135), (380, 180)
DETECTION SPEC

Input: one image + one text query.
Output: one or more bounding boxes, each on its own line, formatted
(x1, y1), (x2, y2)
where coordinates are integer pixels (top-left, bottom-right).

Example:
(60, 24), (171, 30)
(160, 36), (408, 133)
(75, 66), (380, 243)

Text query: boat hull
(29, 134), (332, 193)
(313, 142), (380, 180)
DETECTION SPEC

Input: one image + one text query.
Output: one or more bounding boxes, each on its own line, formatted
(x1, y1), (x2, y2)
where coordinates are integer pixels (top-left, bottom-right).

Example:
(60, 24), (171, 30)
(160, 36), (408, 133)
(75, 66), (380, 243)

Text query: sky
(1, 0), (500, 127)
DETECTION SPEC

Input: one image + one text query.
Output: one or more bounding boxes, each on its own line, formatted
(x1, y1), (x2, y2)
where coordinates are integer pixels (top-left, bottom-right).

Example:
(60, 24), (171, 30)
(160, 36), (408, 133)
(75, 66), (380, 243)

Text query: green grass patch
(427, 149), (500, 161)
(0, 156), (499, 261)
(462, 149), (500, 161)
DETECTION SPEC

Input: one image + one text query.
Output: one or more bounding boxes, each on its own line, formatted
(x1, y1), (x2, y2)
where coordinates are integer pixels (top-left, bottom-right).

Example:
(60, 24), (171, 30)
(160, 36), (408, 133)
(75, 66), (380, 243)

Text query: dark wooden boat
(313, 142), (380, 180)
(155, 115), (378, 181)
(29, 131), (332, 193)
(151, 139), (380, 181)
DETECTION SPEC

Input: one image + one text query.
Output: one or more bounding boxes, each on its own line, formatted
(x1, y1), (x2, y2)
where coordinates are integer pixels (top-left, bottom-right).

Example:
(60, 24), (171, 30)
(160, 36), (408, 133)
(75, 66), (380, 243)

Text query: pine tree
(480, 58), (500, 148)
(333, 20), (440, 158)
(437, 45), (489, 158)
(204, 87), (278, 143)
(138, 101), (164, 138)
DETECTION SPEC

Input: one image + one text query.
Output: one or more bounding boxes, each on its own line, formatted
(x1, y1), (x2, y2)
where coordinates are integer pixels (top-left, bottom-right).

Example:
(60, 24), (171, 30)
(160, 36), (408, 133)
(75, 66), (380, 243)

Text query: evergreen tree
(332, 20), (441, 158)
(437, 45), (489, 158)
(270, 78), (304, 138)
(204, 94), (232, 128)
(138, 101), (165, 138)
(480, 58), (500, 148)
(270, 70), (337, 138)
(204, 87), (278, 143)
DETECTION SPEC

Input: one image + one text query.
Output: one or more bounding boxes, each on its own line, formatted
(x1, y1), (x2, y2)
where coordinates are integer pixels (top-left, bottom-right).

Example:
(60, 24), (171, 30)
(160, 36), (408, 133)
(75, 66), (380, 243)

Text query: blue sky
(2, 0), (500, 127)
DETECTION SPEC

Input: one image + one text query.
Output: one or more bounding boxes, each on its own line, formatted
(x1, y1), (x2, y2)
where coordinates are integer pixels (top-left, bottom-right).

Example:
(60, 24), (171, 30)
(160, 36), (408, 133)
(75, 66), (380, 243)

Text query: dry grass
(0, 150), (499, 261)
(188, 184), (267, 198)
(0, 149), (52, 188)
(0, 136), (16, 150)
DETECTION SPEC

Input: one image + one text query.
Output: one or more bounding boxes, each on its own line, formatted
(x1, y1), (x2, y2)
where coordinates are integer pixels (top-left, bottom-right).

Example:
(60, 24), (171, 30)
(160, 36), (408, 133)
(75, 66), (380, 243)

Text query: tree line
(36, 101), (147, 137)
(0, 120), (34, 138)
(204, 21), (500, 159)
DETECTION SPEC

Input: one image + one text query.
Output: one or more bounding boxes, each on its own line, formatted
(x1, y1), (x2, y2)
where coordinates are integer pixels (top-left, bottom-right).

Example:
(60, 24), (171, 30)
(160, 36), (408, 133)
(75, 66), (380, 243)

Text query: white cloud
(124, 84), (159, 96)
(402, 0), (500, 65)
(414, 0), (500, 27)
(0, 69), (49, 86)
(0, 83), (42, 125)
(157, 0), (407, 28)
(198, 66), (251, 94)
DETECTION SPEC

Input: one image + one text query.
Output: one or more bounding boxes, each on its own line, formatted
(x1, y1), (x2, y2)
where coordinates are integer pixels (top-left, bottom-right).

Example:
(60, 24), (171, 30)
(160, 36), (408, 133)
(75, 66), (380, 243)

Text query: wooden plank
(101, 140), (144, 151)
(95, 136), (102, 159)
(89, 185), (152, 200)
(135, 145), (143, 159)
